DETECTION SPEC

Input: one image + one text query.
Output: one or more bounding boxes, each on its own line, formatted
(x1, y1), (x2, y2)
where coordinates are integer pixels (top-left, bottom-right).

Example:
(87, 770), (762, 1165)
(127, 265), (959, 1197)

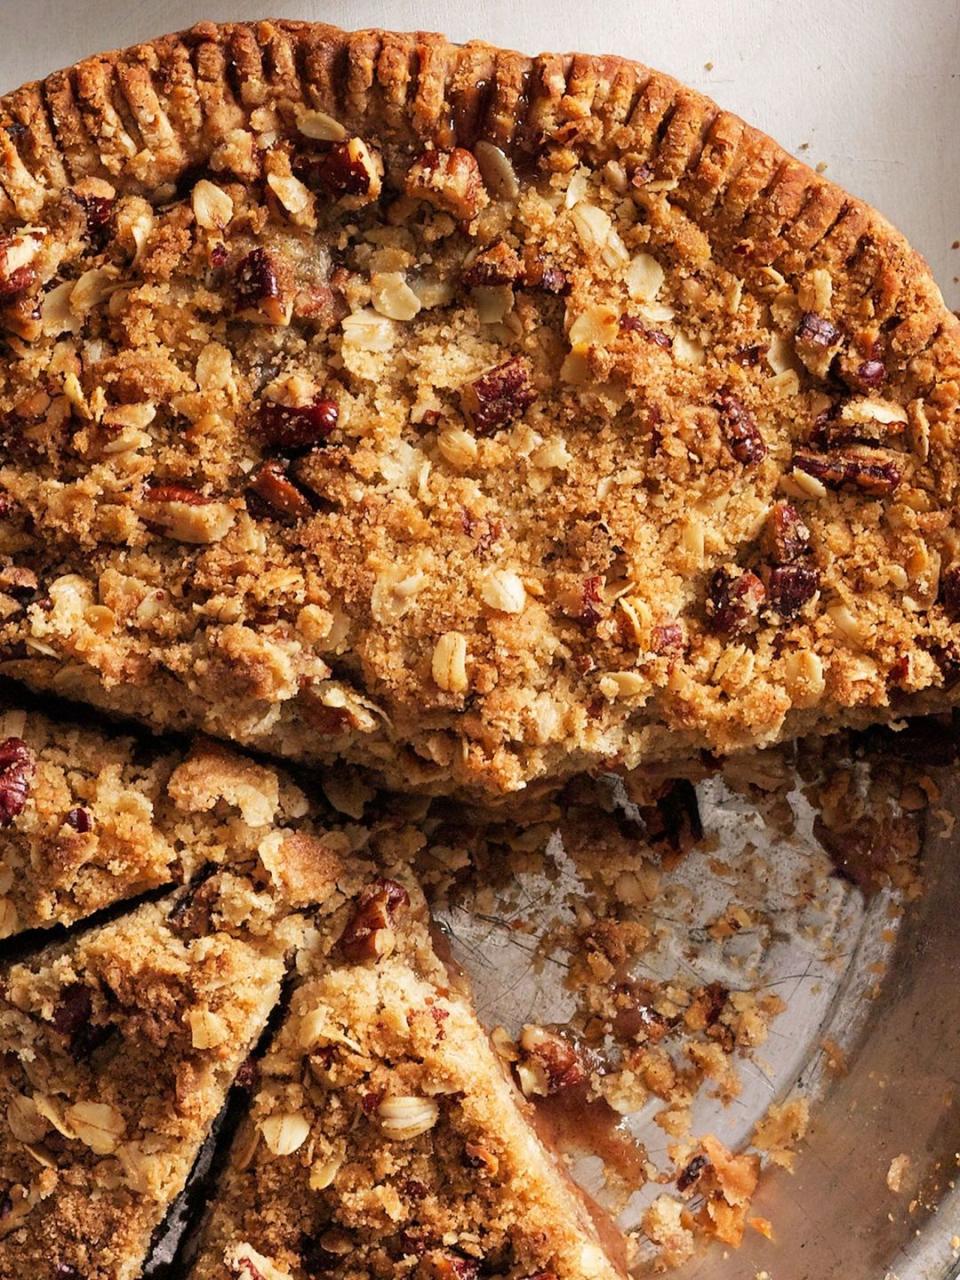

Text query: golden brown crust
(0, 20), (943, 330)
(0, 22), (956, 794)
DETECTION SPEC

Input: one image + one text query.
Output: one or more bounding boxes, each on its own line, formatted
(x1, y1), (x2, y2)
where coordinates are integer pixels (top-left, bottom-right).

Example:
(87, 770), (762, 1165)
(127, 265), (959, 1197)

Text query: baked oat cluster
(0, 17), (952, 1279)
(0, 22), (955, 794)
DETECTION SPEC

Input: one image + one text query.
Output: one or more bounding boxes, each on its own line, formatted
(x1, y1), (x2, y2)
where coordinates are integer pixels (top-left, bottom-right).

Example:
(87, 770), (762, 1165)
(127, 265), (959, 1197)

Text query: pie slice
(0, 22), (957, 796)
(0, 856), (325, 1280)
(0, 694), (352, 939)
(190, 870), (627, 1280)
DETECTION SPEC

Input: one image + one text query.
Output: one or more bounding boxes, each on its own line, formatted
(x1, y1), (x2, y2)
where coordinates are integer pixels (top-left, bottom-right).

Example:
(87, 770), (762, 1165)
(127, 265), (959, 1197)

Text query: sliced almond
(370, 272), (422, 322)
(474, 141), (520, 201)
(624, 252), (665, 303)
(377, 1095), (439, 1140)
(260, 1111), (311, 1157)
(297, 109), (347, 142)
(65, 1100), (125, 1154)
(191, 179), (234, 231)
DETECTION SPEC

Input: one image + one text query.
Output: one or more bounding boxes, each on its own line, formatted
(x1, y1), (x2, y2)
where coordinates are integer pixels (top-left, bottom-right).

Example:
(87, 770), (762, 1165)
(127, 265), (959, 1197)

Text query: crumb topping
(0, 23), (955, 792)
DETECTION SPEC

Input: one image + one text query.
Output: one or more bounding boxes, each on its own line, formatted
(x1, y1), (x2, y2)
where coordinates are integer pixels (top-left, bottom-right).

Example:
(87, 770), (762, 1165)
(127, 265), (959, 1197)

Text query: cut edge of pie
(0, 691), (364, 939)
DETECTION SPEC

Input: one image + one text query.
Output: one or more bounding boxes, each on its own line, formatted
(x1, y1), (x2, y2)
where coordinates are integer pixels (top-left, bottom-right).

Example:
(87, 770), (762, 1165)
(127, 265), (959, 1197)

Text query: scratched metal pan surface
(437, 762), (960, 1280)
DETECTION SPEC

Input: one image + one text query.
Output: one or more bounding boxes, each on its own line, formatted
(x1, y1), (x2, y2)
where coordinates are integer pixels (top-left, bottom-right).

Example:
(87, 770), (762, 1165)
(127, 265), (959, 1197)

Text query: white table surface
(1, 0), (958, 309)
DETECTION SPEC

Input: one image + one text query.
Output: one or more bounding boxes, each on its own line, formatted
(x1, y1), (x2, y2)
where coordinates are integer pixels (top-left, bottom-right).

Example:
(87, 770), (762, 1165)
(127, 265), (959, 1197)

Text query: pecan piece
(227, 1248), (273, 1280)
(762, 501), (811, 564)
(619, 314), (672, 348)
(521, 249), (569, 294)
(651, 620), (684, 655)
(406, 148), (489, 222)
(0, 565), (37, 600)
(940, 565), (960, 618)
(580, 574), (604, 625)
(234, 247), (290, 325)
(339, 877), (410, 962)
(0, 265), (35, 302)
(78, 194), (114, 231)
(706, 567), (766, 636)
(309, 137), (382, 204)
(52, 981), (113, 1060)
(256, 397), (338, 454)
(75, 193), (115, 250)
(142, 485), (234, 544)
(429, 1255), (480, 1280)
(0, 736), (35, 827)
(247, 460), (315, 522)
(517, 1025), (588, 1096)
(65, 806), (94, 833)
(714, 391), (766, 464)
(795, 312), (840, 349)
(812, 401), (906, 449)
(462, 238), (522, 287)
(0, 235), (40, 301)
(142, 483), (211, 506)
(733, 343), (765, 367)
(168, 867), (218, 939)
(461, 356), (536, 435)
(766, 564), (820, 618)
(792, 449), (901, 495)
(854, 359), (886, 390)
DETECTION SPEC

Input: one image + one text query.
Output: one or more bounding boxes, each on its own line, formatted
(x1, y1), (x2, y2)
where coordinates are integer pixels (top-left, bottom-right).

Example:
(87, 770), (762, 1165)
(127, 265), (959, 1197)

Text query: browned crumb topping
(191, 872), (627, 1280)
(0, 871), (298, 1280)
(0, 697), (361, 939)
(0, 23), (956, 794)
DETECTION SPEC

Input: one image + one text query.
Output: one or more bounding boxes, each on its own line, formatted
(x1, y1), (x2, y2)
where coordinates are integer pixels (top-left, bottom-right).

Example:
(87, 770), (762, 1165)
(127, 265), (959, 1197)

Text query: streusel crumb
(0, 872), (301, 1280)
(191, 870), (628, 1280)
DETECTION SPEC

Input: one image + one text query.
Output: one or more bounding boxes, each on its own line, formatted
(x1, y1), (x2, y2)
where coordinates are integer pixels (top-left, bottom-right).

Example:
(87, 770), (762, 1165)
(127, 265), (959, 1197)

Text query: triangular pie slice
(0, 693), (354, 939)
(0, 854), (339, 1280)
(0, 23), (957, 795)
(190, 869), (627, 1280)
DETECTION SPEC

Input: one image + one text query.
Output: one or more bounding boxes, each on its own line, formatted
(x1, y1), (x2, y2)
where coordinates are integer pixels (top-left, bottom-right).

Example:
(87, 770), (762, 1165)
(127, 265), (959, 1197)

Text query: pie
(0, 693), (362, 938)
(0, 16), (952, 1278)
(190, 869), (626, 1280)
(0, 21), (954, 795)
(0, 870), (303, 1280)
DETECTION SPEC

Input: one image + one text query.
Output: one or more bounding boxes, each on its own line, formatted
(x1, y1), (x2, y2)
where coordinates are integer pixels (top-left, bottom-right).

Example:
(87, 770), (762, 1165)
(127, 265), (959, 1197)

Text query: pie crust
(0, 21), (956, 794)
